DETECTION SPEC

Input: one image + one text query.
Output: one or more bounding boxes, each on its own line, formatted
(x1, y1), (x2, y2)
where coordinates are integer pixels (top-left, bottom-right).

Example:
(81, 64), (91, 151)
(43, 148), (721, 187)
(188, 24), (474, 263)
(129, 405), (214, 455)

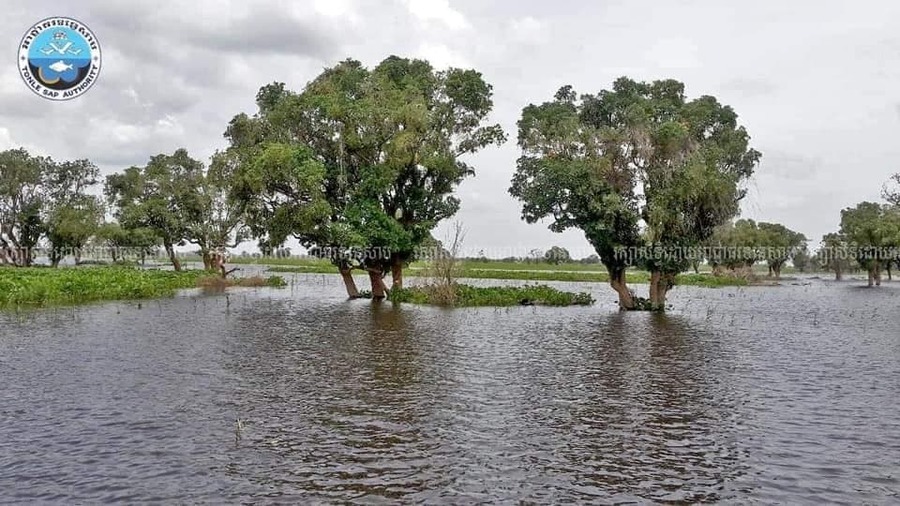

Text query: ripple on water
(0, 277), (899, 503)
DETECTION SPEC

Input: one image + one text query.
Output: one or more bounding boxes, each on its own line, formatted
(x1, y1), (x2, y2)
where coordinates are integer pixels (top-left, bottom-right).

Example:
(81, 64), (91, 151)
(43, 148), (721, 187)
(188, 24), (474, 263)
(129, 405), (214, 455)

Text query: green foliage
(104, 149), (207, 267)
(0, 266), (204, 307)
(709, 219), (805, 276)
(1, 148), (100, 266)
(46, 195), (104, 265)
(839, 201), (900, 270)
(544, 246), (571, 264)
(389, 283), (594, 307)
(510, 77), (760, 309)
(224, 56), (505, 273)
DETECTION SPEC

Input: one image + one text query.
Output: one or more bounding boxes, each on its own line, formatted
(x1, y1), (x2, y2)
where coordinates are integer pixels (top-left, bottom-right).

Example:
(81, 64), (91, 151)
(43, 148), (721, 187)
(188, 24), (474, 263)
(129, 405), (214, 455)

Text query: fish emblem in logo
(18, 17), (102, 101)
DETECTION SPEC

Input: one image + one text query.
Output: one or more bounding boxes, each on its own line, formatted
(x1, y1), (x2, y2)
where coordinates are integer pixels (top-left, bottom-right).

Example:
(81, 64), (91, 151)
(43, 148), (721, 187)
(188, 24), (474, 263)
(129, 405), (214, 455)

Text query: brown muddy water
(1, 273), (899, 504)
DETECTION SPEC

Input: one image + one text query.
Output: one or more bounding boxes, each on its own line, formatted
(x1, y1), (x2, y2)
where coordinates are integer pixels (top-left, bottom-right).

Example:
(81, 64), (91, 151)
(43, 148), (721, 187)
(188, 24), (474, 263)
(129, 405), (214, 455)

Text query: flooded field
(1, 274), (898, 503)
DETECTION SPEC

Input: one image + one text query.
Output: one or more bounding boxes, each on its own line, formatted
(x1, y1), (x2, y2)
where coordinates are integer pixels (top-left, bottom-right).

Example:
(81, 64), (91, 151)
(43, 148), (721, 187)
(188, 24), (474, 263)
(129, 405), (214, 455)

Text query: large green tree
(707, 219), (765, 271)
(0, 149), (49, 266)
(44, 158), (103, 266)
(818, 232), (854, 281)
(46, 195), (104, 266)
(187, 151), (248, 270)
(95, 222), (160, 265)
(511, 78), (760, 310)
(1, 149), (100, 267)
(756, 222), (806, 278)
(840, 201), (900, 286)
(105, 149), (206, 271)
(224, 56), (505, 298)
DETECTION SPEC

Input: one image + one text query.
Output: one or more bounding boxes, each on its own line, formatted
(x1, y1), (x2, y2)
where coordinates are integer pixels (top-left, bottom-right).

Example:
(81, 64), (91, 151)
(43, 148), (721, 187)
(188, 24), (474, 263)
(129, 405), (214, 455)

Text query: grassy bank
(389, 284), (595, 307)
(267, 264), (749, 286)
(0, 267), (285, 308)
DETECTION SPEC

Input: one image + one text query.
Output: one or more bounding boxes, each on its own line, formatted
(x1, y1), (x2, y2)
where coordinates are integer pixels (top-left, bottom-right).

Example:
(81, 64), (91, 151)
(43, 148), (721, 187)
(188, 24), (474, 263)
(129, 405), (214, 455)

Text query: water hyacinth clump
(389, 283), (595, 307)
(0, 267), (286, 308)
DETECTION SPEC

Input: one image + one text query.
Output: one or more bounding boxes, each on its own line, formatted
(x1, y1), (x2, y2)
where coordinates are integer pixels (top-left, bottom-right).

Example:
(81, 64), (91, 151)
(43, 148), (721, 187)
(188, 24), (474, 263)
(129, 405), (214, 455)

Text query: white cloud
(312, 0), (357, 21)
(644, 37), (701, 69)
(416, 42), (470, 69)
(403, 0), (470, 30)
(0, 127), (14, 150)
(509, 16), (547, 44)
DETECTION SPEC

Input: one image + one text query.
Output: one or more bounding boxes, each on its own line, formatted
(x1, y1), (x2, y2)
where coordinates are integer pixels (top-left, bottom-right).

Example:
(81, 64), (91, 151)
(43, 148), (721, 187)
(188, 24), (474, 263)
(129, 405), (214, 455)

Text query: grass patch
(0, 266), (205, 308)
(0, 266), (287, 308)
(197, 274), (287, 289)
(389, 283), (594, 307)
(268, 265), (747, 287)
(674, 273), (748, 287)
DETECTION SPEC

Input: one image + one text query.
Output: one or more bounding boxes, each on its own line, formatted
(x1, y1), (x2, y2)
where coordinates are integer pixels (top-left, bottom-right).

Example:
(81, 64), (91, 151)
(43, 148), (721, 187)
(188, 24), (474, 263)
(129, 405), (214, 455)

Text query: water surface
(1, 275), (898, 503)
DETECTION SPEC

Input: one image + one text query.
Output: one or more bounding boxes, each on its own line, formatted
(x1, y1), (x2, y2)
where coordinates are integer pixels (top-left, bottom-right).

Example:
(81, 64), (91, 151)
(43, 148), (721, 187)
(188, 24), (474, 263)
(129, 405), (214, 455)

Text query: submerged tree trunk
(368, 267), (388, 300)
(390, 256), (404, 291)
(875, 262), (882, 286)
(649, 271), (674, 311)
(339, 267), (360, 298)
(834, 265), (842, 281)
(607, 267), (635, 310)
(867, 266), (875, 287)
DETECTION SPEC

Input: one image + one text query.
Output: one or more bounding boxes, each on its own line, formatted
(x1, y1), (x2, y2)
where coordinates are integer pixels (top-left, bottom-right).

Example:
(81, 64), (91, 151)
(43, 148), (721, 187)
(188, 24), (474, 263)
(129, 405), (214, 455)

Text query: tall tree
(44, 158), (102, 266)
(840, 201), (900, 286)
(510, 86), (642, 308)
(105, 149), (206, 271)
(818, 232), (853, 281)
(0, 149), (48, 266)
(544, 246), (571, 264)
(756, 222), (807, 278)
(224, 56), (505, 298)
(186, 150), (248, 270)
(46, 195), (104, 266)
(511, 78), (759, 310)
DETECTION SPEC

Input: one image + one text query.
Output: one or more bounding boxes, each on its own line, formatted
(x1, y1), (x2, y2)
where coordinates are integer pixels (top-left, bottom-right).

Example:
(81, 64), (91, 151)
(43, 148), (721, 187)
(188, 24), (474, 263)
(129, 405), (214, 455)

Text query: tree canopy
(223, 56), (505, 297)
(510, 77), (760, 309)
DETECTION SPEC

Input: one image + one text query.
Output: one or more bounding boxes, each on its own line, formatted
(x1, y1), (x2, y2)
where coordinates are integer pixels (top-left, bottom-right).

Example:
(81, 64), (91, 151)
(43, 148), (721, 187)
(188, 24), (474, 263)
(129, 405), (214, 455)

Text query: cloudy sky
(3, 0), (899, 258)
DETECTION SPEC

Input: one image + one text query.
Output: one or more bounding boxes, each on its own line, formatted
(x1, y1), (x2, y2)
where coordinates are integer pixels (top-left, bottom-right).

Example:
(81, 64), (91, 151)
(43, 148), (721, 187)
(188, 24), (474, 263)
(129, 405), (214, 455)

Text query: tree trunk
(165, 242), (182, 271)
(867, 266), (875, 287)
(835, 265), (842, 281)
(74, 248), (82, 265)
(773, 264), (781, 279)
(339, 267), (360, 299)
(391, 256), (403, 291)
(649, 271), (672, 311)
(608, 268), (635, 310)
(368, 268), (387, 300)
(201, 250), (213, 271)
(875, 262), (882, 286)
(888, 265), (893, 281)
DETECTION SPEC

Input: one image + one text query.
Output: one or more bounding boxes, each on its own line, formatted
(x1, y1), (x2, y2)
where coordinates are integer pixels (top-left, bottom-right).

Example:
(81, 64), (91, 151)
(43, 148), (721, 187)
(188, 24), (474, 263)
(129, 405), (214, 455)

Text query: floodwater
(1, 274), (899, 504)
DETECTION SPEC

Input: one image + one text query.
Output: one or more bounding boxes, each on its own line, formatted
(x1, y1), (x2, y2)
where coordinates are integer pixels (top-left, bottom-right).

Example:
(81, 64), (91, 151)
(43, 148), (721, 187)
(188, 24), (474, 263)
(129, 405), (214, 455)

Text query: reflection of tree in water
(220, 300), (449, 501)
(531, 312), (749, 503)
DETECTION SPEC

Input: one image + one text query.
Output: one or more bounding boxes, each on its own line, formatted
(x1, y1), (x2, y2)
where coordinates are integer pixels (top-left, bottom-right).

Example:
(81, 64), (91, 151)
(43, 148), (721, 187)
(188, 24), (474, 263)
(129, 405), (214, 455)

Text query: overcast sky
(3, 0), (899, 258)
